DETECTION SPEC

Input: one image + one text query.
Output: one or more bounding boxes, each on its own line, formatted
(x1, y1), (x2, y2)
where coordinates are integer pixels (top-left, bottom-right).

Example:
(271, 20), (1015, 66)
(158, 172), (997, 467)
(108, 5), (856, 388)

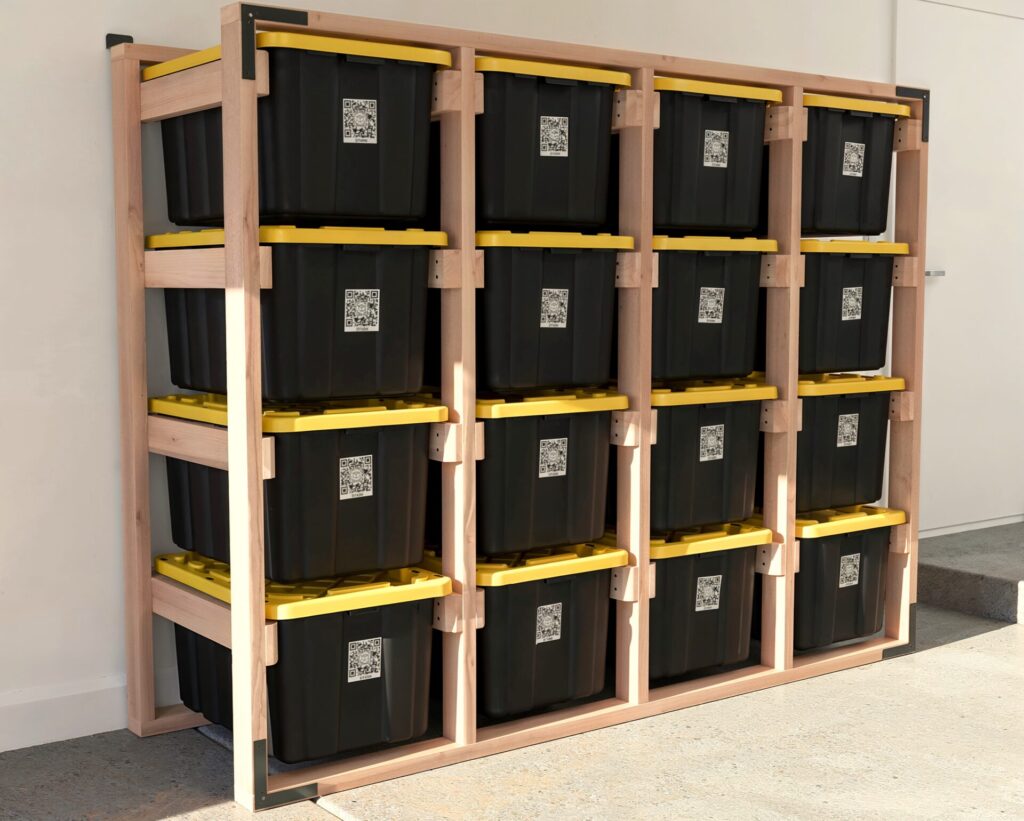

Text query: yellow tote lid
(475, 55), (631, 87)
(803, 93), (911, 117)
(142, 32), (452, 81)
(796, 374), (905, 397)
(149, 393), (448, 433)
(421, 545), (628, 587)
(600, 524), (772, 560)
(477, 389), (629, 419)
(795, 505), (906, 539)
(146, 226), (448, 249)
(651, 378), (777, 407)
(155, 552), (451, 620)
(477, 231), (633, 250)
(654, 77), (782, 103)
(653, 236), (777, 253)
(801, 240), (908, 255)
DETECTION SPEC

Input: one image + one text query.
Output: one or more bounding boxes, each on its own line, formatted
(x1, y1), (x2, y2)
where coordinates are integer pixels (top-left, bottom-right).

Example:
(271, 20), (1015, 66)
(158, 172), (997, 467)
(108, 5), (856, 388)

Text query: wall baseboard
(919, 513), (1024, 539)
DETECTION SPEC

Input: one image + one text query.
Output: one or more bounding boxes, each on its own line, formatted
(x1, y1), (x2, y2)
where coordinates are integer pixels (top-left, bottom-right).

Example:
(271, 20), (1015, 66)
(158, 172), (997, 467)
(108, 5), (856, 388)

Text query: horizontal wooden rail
(151, 575), (278, 665)
(148, 414), (275, 479)
(140, 49), (269, 122)
(144, 247), (272, 289)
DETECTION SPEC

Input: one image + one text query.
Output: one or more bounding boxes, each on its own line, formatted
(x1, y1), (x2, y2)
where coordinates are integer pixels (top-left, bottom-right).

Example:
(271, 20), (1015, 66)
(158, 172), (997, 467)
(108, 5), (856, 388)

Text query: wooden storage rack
(109, 3), (928, 810)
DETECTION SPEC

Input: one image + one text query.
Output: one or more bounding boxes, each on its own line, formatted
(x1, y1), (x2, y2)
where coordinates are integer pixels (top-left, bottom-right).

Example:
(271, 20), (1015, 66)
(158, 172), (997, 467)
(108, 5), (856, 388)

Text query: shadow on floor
(914, 603), (1013, 652)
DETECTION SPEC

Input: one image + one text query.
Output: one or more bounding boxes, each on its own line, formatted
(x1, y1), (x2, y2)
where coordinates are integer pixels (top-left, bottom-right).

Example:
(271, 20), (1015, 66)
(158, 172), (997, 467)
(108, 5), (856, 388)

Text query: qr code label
(841, 286), (863, 321)
(344, 289), (380, 333)
(695, 574), (723, 612)
(339, 455), (373, 500)
(540, 288), (569, 329)
(842, 141), (865, 177)
(539, 115), (569, 157)
(836, 413), (859, 448)
(699, 424), (725, 462)
(536, 602), (563, 644)
(703, 129), (729, 168)
(342, 98), (378, 144)
(697, 286), (725, 324)
(347, 637), (382, 682)
(839, 553), (861, 588)
(538, 437), (568, 478)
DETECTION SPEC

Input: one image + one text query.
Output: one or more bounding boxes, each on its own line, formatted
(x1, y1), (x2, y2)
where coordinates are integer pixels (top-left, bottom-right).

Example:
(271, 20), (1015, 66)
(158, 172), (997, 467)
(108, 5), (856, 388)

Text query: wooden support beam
(764, 104), (807, 142)
(147, 414), (275, 479)
(144, 246), (272, 289)
(433, 590), (485, 632)
(432, 69), (484, 118)
(151, 575), (278, 665)
(760, 254), (804, 288)
(140, 49), (268, 122)
(111, 43), (196, 65)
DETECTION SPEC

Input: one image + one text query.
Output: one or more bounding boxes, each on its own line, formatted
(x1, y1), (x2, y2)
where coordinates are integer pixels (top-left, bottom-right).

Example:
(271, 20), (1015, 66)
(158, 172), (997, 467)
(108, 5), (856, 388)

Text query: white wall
(0, 0), (1013, 753)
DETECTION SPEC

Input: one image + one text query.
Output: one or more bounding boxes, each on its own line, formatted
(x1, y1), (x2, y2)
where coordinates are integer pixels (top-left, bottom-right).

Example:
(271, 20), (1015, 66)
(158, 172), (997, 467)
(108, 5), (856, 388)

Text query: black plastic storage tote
(476, 56), (631, 229)
(146, 32), (450, 225)
(802, 94), (911, 236)
(477, 231), (630, 391)
(793, 505), (904, 650)
(652, 236), (776, 381)
(796, 374), (904, 512)
(158, 552), (450, 763)
(151, 393), (447, 582)
(653, 78), (781, 233)
(150, 226), (446, 401)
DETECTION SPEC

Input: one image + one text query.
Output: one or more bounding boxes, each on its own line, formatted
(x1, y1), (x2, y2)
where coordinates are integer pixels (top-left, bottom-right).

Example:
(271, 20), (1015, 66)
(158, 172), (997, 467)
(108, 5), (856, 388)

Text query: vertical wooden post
(761, 86), (803, 671)
(887, 100), (928, 643)
(111, 49), (155, 737)
(615, 68), (656, 704)
(439, 46), (478, 745)
(221, 4), (266, 810)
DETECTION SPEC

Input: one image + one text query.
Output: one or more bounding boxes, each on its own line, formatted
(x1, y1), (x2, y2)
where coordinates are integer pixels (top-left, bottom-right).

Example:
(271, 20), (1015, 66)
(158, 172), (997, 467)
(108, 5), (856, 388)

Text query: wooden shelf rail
(109, 2), (928, 810)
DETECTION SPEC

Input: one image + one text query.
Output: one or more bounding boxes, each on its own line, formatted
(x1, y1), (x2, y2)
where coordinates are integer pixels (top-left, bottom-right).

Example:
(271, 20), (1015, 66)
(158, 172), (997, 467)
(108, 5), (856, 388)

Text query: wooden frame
(109, 4), (928, 810)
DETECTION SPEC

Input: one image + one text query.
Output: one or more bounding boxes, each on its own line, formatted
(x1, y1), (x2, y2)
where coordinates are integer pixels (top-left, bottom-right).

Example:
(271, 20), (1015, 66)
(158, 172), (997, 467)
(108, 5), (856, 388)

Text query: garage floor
(1, 605), (1022, 821)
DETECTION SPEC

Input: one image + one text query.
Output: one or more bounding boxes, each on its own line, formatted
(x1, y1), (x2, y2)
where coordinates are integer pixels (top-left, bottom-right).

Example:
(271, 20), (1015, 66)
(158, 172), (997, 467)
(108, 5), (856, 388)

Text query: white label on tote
(347, 637), (382, 682)
(703, 129), (729, 168)
(842, 141), (865, 177)
(342, 98), (378, 144)
(536, 602), (563, 643)
(695, 574), (723, 612)
(540, 288), (570, 328)
(539, 115), (569, 157)
(698, 286), (725, 324)
(839, 554), (861, 588)
(699, 424), (725, 462)
(344, 289), (380, 332)
(836, 413), (859, 448)
(538, 437), (569, 478)
(339, 455), (373, 500)
(841, 286), (863, 321)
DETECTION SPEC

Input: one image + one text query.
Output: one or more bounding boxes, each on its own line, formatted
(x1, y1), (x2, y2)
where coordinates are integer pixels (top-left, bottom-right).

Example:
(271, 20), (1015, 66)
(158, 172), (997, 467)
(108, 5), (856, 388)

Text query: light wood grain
(111, 43), (197, 65)
(144, 246), (272, 289)
(147, 414), (275, 479)
(141, 49), (268, 123)
(139, 703), (210, 736)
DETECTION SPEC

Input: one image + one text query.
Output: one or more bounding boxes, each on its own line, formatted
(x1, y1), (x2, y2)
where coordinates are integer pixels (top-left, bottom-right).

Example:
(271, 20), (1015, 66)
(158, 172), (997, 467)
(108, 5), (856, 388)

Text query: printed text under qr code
(695, 574), (723, 612)
(698, 286), (725, 324)
(539, 115), (569, 157)
(699, 424), (725, 462)
(342, 98), (378, 145)
(536, 602), (563, 643)
(347, 637), (382, 682)
(703, 129), (729, 168)
(841, 286), (863, 321)
(839, 554), (861, 588)
(538, 437), (569, 478)
(540, 288), (570, 329)
(836, 413), (859, 448)
(339, 455), (373, 500)
(344, 289), (380, 333)
(842, 141), (865, 177)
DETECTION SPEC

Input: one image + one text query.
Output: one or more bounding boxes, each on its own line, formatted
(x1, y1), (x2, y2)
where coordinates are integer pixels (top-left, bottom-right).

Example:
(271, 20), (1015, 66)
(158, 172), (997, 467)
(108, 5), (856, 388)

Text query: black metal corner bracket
(252, 739), (318, 810)
(882, 602), (918, 659)
(895, 86), (929, 142)
(106, 33), (134, 49)
(240, 4), (309, 80)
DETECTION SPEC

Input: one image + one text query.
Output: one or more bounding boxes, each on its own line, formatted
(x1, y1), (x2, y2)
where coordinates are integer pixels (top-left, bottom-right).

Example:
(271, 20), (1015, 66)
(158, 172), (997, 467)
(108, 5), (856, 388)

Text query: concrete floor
(1, 605), (1021, 821)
